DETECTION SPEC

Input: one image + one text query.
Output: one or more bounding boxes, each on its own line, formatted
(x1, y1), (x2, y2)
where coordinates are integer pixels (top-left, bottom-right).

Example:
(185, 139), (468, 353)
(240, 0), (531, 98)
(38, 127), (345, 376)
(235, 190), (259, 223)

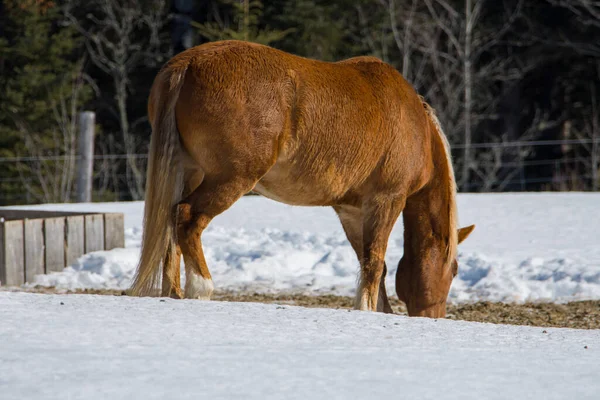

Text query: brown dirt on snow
(10, 286), (600, 329)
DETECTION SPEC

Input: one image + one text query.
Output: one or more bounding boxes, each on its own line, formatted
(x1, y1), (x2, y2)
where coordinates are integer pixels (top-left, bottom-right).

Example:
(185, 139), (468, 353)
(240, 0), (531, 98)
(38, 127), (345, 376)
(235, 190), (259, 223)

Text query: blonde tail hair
(129, 62), (189, 296)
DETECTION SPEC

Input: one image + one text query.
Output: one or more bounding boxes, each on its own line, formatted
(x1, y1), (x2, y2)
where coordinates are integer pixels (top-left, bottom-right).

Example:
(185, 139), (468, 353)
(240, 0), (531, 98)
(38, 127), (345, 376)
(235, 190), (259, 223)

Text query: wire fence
(451, 137), (599, 149)
(0, 154), (148, 163)
(0, 138), (597, 204)
(455, 137), (598, 191)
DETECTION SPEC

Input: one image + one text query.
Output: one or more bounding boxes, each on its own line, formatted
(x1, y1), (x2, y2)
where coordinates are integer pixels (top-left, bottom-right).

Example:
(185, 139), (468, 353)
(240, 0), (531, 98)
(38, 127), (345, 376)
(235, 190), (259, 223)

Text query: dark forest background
(1, 0), (599, 204)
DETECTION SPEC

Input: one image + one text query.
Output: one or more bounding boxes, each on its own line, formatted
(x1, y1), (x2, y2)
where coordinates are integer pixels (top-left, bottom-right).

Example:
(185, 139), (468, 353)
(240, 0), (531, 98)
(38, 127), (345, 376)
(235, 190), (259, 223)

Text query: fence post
(76, 111), (95, 203)
(593, 137), (598, 192)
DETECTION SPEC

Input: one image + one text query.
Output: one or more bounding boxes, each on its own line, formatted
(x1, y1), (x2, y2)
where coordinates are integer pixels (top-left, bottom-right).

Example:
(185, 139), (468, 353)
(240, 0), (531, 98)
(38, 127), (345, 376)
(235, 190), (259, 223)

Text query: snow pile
(452, 254), (600, 303)
(1, 292), (598, 400)
(32, 226), (360, 294)
(33, 248), (140, 291)
(10, 193), (600, 303)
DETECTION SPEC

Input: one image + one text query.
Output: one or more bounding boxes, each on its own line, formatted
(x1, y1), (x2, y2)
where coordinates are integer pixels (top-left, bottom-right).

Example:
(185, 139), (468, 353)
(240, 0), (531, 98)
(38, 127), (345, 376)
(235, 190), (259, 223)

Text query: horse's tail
(129, 61), (189, 297)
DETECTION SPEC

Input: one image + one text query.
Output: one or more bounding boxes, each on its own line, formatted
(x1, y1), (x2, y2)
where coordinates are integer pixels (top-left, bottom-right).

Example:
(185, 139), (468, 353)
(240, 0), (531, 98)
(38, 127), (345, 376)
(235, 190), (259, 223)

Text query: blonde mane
(422, 101), (458, 265)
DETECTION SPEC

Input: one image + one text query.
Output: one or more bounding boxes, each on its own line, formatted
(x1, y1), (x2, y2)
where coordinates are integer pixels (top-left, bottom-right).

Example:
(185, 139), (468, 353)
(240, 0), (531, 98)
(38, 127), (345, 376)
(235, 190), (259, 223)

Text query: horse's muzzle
(407, 302), (447, 318)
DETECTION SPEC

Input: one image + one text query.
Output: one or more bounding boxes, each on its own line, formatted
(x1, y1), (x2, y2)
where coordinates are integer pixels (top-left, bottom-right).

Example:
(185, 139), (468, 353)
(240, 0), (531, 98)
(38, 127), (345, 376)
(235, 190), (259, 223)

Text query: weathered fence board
(24, 219), (44, 283)
(84, 214), (104, 253)
(65, 216), (85, 267)
(0, 209), (86, 220)
(44, 217), (65, 273)
(0, 210), (124, 286)
(0, 220), (25, 286)
(104, 213), (125, 250)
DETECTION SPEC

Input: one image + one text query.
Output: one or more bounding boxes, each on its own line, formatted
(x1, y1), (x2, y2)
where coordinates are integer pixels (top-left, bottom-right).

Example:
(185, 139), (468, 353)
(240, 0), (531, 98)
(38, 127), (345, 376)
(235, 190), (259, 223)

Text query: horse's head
(395, 224), (475, 318)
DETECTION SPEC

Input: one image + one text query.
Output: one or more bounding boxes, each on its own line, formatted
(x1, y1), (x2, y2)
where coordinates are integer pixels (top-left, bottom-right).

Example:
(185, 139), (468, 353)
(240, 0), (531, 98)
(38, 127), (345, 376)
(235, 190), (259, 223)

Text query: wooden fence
(0, 210), (124, 286)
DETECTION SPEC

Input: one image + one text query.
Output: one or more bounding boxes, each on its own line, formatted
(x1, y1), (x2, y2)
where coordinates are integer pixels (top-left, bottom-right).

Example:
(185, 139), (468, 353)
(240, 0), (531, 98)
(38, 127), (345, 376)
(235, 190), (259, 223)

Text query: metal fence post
(76, 111), (95, 203)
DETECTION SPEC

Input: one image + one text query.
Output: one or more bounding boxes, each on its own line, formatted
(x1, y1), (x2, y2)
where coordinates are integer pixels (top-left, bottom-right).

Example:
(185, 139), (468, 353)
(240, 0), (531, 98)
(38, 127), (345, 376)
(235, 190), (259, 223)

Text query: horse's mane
(422, 100), (458, 266)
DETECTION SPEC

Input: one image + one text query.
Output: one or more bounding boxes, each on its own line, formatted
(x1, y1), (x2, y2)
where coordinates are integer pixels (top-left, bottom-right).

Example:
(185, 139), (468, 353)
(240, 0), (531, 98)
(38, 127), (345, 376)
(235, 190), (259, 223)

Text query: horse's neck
(402, 131), (456, 262)
(402, 174), (450, 257)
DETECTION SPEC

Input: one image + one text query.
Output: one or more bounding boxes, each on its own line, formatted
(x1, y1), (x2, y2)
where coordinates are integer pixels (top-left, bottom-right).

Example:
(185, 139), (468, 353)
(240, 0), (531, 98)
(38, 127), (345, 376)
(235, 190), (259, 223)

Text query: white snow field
(10, 192), (600, 303)
(0, 291), (598, 400)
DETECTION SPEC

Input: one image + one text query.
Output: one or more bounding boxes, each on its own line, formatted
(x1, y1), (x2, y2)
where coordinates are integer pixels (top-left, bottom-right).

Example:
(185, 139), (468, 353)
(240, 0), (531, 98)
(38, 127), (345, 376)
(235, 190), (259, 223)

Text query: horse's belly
(252, 181), (305, 205)
(253, 163), (349, 206)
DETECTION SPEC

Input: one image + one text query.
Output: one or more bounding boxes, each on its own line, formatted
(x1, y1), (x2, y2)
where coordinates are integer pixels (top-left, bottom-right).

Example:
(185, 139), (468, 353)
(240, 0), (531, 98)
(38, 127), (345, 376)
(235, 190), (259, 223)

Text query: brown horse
(130, 40), (475, 318)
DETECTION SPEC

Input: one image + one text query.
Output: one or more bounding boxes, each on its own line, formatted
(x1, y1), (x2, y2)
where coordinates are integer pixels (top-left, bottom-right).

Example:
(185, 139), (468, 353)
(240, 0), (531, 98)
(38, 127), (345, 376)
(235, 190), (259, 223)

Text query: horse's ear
(457, 225), (475, 244)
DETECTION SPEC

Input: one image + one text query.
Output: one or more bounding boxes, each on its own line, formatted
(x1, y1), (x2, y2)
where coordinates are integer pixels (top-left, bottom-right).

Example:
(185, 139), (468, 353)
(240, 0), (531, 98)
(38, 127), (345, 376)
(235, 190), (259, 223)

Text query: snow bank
(10, 193), (600, 303)
(1, 292), (598, 400)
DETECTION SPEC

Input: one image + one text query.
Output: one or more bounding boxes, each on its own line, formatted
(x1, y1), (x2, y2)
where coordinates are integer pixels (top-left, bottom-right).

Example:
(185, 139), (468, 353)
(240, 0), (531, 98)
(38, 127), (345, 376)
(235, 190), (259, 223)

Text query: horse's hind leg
(177, 176), (259, 299)
(161, 243), (182, 298)
(160, 173), (202, 299)
(356, 197), (404, 312)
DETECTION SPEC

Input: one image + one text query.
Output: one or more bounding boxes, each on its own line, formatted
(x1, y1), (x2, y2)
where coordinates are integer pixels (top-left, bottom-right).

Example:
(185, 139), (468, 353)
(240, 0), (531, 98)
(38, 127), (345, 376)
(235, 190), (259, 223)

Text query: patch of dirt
(212, 292), (600, 329)
(446, 301), (600, 330)
(9, 286), (600, 329)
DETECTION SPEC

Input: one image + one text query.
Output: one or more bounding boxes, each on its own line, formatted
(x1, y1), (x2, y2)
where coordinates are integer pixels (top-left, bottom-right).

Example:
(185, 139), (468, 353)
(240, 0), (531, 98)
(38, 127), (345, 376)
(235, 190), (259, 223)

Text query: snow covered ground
(1, 291), (598, 400)
(8, 193), (600, 303)
(2, 195), (599, 398)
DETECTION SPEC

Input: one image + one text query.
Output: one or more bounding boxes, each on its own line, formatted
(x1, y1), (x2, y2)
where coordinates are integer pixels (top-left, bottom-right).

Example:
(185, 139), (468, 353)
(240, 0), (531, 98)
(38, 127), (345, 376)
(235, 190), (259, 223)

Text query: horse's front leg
(355, 197), (405, 312)
(376, 262), (394, 313)
(334, 205), (394, 314)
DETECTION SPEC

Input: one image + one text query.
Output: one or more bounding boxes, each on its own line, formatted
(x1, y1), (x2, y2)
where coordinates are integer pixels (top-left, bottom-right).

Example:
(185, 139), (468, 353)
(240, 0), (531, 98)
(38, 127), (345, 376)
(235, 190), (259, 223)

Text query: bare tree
(418, 0), (525, 190)
(542, 0), (600, 190)
(546, 0), (600, 29)
(462, 0), (477, 191)
(354, 2), (390, 61)
(358, 0), (544, 191)
(593, 70), (600, 191)
(469, 108), (564, 191)
(15, 61), (89, 203)
(63, 0), (171, 200)
(376, 0), (433, 90)
(571, 72), (600, 191)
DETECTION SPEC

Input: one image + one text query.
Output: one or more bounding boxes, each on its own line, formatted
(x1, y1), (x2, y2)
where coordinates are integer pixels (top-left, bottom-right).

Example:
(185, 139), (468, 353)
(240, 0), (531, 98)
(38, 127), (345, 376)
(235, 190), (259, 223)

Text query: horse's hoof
(184, 274), (214, 300)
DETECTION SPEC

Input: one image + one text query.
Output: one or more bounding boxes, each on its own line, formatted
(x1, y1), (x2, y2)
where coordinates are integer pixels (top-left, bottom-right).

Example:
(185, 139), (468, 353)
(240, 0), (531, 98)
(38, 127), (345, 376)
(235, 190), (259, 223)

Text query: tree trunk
(115, 77), (144, 200)
(243, 0), (250, 42)
(462, 0), (473, 192)
(592, 81), (599, 191)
